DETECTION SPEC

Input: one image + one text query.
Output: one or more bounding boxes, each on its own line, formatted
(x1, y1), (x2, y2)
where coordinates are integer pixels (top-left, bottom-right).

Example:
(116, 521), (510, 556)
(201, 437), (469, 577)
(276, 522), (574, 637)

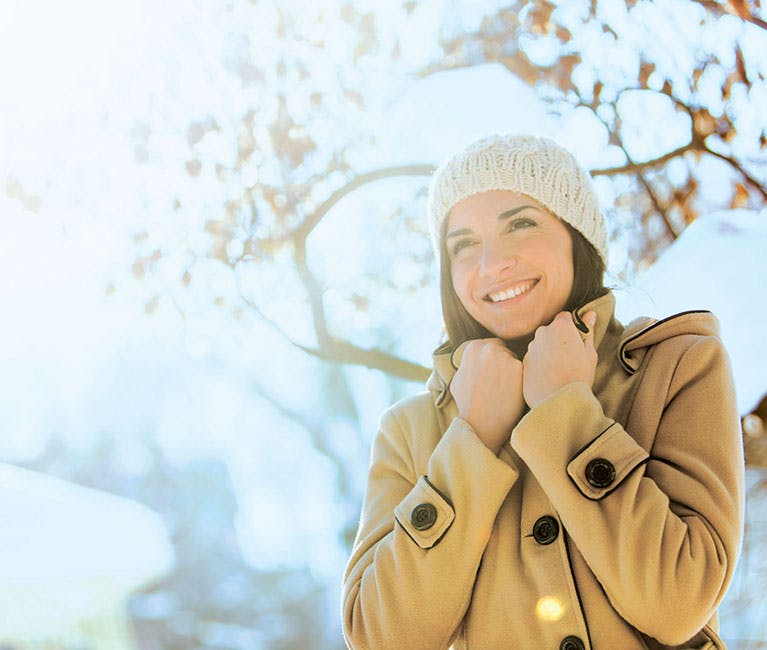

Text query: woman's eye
(506, 217), (536, 232)
(451, 239), (475, 256)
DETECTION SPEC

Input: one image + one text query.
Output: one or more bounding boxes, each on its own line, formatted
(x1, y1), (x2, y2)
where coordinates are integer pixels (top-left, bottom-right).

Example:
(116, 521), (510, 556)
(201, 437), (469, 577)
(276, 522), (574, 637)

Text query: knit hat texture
(427, 133), (607, 265)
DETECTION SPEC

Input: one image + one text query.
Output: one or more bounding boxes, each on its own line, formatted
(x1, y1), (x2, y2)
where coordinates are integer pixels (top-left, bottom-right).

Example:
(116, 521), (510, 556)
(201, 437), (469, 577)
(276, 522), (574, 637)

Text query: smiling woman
(445, 192), (575, 345)
(342, 134), (745, 649)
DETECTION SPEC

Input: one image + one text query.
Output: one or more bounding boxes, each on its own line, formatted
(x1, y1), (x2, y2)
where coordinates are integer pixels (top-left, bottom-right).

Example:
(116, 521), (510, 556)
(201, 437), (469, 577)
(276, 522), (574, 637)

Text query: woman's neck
(504, 334), (534, 359)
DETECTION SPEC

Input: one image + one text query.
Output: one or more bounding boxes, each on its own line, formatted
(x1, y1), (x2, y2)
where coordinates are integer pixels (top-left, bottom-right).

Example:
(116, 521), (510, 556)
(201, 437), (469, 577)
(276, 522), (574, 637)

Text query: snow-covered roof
(0, 462), (174, 636)
(615, 208), (767, 414)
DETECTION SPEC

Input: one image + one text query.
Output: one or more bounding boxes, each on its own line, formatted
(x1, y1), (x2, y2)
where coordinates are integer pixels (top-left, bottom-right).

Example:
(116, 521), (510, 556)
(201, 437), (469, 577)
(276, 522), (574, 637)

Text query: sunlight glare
(536, 595), (565, 622)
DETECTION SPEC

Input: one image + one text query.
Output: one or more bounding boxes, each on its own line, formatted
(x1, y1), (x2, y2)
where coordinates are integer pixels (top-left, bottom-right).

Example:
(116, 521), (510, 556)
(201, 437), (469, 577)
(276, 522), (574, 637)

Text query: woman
(341, 134), (744, 649)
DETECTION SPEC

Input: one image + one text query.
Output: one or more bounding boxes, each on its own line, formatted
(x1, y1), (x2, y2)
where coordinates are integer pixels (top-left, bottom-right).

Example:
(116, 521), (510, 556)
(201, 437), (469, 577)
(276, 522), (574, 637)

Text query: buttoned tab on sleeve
(342, 398), (519, 650)
(394, 475), (455, 548)
(511, 381), (641, 490)
(566, 423), (649, 500)
(511, 336), (745, 645)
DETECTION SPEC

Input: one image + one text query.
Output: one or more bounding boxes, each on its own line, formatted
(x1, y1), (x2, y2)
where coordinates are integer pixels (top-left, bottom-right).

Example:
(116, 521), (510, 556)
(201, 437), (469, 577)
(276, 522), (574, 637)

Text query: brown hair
(437, 218), (607, 352)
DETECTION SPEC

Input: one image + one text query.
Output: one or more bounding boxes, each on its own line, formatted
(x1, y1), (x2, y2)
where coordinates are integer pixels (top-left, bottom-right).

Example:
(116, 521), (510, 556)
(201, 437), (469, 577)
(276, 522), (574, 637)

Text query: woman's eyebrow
(447, 205), (540, 239)
(498, 205), (538, 221)
(445, 227), (472, 240)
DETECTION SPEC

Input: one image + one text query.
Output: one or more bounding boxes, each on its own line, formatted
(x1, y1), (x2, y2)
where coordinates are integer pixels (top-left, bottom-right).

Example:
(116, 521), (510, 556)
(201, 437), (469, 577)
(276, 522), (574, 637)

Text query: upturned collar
(427, 290), (619, 406)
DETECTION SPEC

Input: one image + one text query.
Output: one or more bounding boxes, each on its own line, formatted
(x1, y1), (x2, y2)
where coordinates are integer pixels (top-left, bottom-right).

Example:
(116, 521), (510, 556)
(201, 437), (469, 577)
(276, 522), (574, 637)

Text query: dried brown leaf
(556, 26), (572, 43)
(132, 260), (145, 280)
(555, 53), (581, 92)
(722, 70), (739, 100)
(692, 66), (704, 90)
(500, 54), (540, 85)
(639, 61), (655, 88)
(735, 45), (750, 88)
(681, 204), (698, 225)
(593, 81), (603, 104)
(530, 0), (555, 34)
(731, 182), (749, 208)
(692, 108), (717, 135)
(186, 159), (202, 177)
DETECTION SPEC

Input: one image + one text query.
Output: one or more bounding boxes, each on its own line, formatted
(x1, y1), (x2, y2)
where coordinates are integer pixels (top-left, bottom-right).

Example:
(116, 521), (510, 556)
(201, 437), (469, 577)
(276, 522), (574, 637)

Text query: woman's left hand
(522, 310), (598, 409)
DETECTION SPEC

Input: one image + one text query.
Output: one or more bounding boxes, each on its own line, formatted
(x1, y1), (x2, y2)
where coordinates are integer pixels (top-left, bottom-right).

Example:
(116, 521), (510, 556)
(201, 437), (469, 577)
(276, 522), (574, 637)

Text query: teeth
(487, 281), (536, 303)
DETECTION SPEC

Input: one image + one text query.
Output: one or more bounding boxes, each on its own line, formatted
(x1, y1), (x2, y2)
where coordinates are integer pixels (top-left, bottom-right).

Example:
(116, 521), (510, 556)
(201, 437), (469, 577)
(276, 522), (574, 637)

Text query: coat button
(410, 503), (438, 531)
(560, 635), (585, 650)
(532, 515), (559, 545)
(585, 458), (616, 488)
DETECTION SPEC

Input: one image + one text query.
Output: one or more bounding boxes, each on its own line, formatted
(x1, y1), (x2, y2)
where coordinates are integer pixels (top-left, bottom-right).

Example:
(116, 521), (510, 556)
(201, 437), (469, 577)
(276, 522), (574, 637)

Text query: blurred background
(0, 0), (766, 648)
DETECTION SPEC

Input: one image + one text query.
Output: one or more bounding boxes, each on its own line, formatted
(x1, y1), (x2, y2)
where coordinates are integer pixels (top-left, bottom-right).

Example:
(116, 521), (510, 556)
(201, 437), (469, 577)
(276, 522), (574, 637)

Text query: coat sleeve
(341, 405), (519, 650)
(510, 335), (745, 646)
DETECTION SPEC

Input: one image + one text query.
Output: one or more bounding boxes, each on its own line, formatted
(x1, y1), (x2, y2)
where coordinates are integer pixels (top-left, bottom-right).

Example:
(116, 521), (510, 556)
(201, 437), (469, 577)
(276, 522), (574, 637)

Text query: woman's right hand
(450, 338), (526, 455)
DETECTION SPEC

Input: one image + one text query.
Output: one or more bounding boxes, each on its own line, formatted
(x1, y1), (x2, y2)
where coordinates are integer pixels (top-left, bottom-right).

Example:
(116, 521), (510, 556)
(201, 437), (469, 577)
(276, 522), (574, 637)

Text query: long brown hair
(437, 218), (607, 353)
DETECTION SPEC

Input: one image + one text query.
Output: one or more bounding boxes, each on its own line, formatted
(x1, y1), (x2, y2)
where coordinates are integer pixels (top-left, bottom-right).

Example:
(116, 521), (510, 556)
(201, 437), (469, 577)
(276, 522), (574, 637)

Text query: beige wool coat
(342, 291), (745, 650)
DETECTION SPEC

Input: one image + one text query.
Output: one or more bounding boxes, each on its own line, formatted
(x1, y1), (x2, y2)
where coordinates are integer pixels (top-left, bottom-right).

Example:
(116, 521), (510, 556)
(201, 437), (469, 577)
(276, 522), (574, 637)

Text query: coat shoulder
(382, 391), (441, 433)
(378, 391), (445, 462)
(618, 309), (722, 374)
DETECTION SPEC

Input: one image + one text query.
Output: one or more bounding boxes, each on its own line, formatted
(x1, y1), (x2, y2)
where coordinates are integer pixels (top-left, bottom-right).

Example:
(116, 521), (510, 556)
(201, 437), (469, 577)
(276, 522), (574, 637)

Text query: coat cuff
(394, 476), (455, 549)
(566, 422), (649, 500)
(512, 382), (648, 500)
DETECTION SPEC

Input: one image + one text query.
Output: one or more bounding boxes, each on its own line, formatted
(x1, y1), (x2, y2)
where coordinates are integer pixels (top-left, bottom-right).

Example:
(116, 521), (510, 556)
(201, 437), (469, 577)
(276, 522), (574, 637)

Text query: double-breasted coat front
(342, 291), (744, 649)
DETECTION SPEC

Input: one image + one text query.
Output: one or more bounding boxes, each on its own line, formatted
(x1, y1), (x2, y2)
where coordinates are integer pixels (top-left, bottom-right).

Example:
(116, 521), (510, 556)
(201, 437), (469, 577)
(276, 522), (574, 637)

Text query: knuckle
(464, 340), (482, 356)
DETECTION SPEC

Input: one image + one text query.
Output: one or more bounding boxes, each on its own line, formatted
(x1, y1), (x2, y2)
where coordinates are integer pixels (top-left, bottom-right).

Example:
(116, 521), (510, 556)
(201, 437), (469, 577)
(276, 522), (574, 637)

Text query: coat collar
(427, 289), (721, 407)
(428, 291), (619, 406)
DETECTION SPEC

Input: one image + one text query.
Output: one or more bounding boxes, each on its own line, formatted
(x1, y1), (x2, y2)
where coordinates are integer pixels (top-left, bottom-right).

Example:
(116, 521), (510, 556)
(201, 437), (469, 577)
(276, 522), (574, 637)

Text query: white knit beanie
(427, 133), (607, 265)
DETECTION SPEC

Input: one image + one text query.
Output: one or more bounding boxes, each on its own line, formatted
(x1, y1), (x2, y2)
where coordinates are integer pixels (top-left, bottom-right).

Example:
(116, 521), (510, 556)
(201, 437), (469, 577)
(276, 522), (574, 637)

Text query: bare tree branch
(572, 87), (682, 244)
(591, 142), (699, 177)
(690, 0), (767, 31)
(638, 172), (679, 241)
(293, 235), (332, 346)
(299, 339), (430, 383)
(703, 146), (767, 200)
(251, 380), (354, 500)
(293, 164), (435, 240)
(234, 264), (430, 381)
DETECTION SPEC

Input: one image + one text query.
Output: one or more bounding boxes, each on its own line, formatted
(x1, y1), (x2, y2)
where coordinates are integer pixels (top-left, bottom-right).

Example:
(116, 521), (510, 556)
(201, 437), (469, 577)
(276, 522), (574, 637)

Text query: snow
(0, 462), (173, 635)
(615, 209), (767, 414)
(378, 63), (557, 166)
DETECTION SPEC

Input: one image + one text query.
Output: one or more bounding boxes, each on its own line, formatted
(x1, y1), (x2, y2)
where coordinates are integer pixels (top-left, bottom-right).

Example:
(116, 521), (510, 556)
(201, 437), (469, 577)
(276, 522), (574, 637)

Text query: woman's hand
(523, 311), (598, 409)
(450, 338), (526, 455)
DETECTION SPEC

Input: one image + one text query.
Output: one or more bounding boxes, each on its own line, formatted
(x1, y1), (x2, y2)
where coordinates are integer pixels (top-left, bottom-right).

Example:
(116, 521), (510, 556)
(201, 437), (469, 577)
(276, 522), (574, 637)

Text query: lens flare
(536, 595), (565, 622)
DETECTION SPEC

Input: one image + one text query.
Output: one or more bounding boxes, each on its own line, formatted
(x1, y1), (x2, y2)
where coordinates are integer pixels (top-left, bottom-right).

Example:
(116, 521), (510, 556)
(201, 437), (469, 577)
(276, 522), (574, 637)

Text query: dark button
(532, 515), (559, 545)
(410, 503), (438, 531)
(560, 635), (585, 650)
(585, 457), (616, 488)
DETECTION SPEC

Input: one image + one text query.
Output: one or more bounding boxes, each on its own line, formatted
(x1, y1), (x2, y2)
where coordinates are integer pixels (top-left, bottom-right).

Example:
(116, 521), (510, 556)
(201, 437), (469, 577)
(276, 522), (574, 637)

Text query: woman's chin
(483, 317), (538, 342)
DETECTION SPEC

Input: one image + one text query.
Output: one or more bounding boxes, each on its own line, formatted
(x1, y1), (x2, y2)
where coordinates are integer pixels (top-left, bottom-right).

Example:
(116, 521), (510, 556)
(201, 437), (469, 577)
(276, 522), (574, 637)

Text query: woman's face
(446, 190), (574, 341)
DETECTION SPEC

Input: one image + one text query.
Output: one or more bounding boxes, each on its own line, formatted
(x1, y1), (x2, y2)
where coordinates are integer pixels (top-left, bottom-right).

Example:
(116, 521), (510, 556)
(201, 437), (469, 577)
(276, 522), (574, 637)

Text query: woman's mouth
(484, 279), (538, 303)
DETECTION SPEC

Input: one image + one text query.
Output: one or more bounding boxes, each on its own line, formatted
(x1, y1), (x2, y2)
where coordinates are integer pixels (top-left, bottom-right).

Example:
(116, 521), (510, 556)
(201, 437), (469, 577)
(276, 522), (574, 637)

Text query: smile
(484, 279), (538, 303)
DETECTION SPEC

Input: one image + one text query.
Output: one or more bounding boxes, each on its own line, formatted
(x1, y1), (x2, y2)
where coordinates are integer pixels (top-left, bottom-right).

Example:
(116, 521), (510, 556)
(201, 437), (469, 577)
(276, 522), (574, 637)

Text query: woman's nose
(479, 243), (517, 276)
